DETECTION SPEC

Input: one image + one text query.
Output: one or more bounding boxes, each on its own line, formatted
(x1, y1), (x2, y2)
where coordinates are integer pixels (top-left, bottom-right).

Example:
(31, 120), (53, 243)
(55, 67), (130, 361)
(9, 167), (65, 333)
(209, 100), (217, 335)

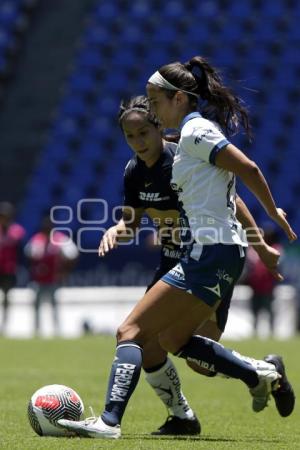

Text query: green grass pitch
(0, 336), (299, 450)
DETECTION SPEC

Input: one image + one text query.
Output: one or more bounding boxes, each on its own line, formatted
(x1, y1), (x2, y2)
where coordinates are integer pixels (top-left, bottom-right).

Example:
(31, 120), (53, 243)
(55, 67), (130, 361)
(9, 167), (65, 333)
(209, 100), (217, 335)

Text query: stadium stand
(0, 0), (37, 85)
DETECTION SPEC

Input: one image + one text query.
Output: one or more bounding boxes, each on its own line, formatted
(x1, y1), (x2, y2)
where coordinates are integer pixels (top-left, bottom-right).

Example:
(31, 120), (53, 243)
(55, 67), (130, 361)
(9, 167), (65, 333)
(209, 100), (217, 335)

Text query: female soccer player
(98, 95), (287, 435)
(59, 57), (297, 438)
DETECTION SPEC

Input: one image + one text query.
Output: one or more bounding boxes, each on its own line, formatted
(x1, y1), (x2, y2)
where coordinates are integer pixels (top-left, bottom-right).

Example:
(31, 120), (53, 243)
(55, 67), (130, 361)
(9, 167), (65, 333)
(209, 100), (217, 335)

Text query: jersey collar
(179, 111), (202, 131)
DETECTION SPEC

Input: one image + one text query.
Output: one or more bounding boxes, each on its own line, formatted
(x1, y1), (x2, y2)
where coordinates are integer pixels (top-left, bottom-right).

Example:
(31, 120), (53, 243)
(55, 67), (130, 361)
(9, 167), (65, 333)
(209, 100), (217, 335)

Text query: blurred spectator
(245, 225), (282, 336)
(25, 215), (79, 336)
(280, 242), (300, 332)
(0, 202), (25, 334)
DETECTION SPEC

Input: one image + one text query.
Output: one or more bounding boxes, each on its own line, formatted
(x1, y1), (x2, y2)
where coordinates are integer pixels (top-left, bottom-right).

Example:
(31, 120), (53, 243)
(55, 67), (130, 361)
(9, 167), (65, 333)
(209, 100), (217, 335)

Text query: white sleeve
(181, 122), (229, 164)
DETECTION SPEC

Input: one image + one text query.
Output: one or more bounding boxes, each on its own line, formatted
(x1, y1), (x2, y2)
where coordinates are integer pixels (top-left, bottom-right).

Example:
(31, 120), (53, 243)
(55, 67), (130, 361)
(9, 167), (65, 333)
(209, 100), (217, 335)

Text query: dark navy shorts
(147, 244), (245, 332)
(146, 255), (178, 292)
(161, 244), (246, 331)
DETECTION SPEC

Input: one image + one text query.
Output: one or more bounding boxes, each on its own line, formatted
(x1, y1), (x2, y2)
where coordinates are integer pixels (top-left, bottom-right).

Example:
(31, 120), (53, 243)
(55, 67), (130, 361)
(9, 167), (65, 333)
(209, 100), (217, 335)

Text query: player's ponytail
(159, 56), (251, 138)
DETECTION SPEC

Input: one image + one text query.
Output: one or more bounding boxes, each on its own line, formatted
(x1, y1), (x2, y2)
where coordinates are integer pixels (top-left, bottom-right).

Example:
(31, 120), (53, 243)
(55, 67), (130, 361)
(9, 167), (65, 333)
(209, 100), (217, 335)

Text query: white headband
(148, 71), (199, 99)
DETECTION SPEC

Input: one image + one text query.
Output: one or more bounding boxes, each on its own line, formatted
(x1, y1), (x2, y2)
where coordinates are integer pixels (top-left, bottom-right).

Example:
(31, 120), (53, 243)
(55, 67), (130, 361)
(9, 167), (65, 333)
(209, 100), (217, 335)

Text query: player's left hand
(270, 208), (297, 243)
(254, 243), (283, 281)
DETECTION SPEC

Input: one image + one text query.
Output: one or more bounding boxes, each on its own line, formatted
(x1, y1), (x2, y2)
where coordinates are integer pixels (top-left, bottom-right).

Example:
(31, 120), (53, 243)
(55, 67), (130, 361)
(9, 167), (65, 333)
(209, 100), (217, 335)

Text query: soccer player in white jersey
(98, 96), (289, 435)
(58, 57), (297, 438)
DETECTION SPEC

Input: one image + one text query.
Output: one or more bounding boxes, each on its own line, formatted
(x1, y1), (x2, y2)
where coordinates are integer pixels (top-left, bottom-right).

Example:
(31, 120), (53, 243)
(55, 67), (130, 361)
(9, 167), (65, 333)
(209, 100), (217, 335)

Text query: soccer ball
(28, 384), (84, 436)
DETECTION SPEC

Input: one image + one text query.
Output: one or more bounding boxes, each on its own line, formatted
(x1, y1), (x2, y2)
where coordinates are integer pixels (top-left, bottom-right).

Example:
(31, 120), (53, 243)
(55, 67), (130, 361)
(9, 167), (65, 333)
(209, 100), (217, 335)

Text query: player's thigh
(195, 316), (222, 341)
(157, 298), (221, 354)
(117, 280), (216, 349)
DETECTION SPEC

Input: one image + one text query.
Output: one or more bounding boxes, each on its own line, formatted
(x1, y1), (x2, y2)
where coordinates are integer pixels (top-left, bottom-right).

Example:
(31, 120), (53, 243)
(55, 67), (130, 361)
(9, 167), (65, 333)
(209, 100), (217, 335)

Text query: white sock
(145, 357), (195, 420)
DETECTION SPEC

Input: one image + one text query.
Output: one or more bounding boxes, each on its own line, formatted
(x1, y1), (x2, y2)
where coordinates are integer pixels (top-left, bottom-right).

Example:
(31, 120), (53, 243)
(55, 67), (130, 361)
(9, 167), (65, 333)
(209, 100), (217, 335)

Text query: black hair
(118, 95), (160, 128)
(163, 132), (180, 144)
(158, 56), (251, 138)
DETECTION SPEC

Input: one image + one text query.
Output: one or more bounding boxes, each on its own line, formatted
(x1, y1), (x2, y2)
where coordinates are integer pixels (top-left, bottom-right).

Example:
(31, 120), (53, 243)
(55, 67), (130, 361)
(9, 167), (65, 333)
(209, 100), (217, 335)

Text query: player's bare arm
(215, 144), (297, 242)
(236, 195), (283, 281)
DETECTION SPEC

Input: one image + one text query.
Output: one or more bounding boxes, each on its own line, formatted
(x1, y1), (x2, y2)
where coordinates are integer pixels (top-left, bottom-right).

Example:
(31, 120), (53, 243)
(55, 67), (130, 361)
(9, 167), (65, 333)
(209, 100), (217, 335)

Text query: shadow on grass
(121, 434), (284, 444)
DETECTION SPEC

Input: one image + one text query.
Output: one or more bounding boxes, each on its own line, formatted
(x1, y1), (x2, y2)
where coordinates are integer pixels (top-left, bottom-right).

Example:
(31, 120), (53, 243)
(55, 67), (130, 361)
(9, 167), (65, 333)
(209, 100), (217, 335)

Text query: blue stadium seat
(260, 0), (288, 16)
(103, 71), (131, 90)
(92, 96), (119, 117)
(77, 48), (104, 70)
(119, 25), (143, 44)
(128, 1), (151, 19)
(68, 72), (96, 94)
(76, 140), (103, 164)
(85, 117), (112, 140)
(112, 49), (137, 68)
(194, 1), (220, 18)
(0, 2), (20, 28)
(52, 118), (79, 142)
(152, 25), (178, 43)
(60, 95), (87, 118)
(93, 3), (119, 20)
(0, 29), (13, 50)
(226, 2), (252, 17)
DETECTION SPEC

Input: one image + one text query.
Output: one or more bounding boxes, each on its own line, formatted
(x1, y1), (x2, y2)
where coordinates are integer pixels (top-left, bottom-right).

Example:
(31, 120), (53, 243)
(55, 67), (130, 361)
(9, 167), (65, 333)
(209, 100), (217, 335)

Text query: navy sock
(176, 336), (258, 388)
(101, 340), (143, 426)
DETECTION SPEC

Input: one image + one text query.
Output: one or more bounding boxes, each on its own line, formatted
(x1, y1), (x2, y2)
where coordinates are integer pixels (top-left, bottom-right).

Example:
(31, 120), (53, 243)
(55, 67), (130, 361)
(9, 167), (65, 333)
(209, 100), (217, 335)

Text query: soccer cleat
(151, 415), (201, 435)
(264, 354), (295, 417)
(249, 365), (281, 412)
(57, 416), (121, 439)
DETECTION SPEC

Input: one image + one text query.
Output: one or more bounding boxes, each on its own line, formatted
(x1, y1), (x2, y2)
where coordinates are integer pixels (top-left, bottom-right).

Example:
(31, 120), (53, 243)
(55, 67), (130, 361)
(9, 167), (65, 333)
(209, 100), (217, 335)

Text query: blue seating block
(20, 0), (300, 239)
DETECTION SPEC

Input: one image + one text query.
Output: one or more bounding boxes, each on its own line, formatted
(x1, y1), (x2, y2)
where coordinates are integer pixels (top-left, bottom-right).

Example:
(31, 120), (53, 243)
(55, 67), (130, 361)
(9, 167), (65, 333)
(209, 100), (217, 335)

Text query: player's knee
(116, 322), (142, 344)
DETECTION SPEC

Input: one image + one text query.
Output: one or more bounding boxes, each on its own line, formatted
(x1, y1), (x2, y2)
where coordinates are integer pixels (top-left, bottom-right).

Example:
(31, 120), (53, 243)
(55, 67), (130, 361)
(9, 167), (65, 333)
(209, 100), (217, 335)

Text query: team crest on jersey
(170, 183), (182, 193)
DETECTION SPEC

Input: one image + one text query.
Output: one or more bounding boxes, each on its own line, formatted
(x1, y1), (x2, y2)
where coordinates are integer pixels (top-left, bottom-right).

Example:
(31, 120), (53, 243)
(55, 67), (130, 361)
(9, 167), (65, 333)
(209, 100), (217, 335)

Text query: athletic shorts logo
(202, 283), (221, 297)
(169, 263), (185, 280)
(216, 269), (233, 284)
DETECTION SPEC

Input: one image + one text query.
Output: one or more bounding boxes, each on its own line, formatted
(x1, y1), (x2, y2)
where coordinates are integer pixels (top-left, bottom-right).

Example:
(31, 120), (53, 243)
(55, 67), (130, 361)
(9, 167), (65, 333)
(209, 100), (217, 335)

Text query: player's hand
(98, 226), (119, 257)
(270, 208), (297, 242)
(254, 243), (283, 281)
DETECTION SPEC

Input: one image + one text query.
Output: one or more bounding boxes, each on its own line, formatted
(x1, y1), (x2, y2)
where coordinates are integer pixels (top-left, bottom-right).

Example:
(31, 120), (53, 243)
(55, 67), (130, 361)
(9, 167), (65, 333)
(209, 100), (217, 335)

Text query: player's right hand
(98, 226), (119, 257)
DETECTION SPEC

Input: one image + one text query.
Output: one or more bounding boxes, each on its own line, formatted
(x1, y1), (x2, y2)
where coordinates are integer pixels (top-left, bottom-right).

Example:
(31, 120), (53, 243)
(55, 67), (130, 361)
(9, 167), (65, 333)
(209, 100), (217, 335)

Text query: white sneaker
(57, 416), (121, 439)
(232, 351), (276, 371)
(250, 365), (281, 412)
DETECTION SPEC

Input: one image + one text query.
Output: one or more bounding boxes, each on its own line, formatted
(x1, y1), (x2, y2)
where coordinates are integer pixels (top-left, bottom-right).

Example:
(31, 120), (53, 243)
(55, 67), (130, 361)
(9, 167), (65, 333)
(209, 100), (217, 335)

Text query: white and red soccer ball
(28, 384), (84, 436)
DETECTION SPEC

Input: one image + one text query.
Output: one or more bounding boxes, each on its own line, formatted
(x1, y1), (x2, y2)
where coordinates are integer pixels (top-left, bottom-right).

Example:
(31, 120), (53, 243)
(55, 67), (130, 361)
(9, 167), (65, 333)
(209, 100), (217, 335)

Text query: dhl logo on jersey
(139, 192), (170, 202)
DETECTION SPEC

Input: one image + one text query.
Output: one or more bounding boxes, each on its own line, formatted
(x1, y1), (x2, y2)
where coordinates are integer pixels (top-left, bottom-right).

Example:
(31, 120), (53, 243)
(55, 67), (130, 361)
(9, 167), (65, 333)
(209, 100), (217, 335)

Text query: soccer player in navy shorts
(59, 57), (296, 438)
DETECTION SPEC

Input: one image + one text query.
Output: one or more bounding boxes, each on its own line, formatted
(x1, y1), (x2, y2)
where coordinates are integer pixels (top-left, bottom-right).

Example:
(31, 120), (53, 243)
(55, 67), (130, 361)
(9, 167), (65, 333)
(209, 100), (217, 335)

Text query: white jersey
(171, 112), (248, 250)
